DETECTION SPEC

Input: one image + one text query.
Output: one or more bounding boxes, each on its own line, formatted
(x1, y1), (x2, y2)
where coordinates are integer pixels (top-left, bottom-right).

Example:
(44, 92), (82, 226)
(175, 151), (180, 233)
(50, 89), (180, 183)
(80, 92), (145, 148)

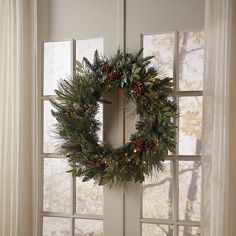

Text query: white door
(38, 1), (205, 235)
(125, 1), (204, 235)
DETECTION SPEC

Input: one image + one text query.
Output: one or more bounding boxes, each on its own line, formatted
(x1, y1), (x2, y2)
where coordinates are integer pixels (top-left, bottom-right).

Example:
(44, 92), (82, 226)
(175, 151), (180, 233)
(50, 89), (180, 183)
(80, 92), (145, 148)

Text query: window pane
(179, 226), (201, 236)
(142, 223), (173, 236)
(43, 217), (70, 236)
(76, 39), (104, 141)
(43, 101), (61, 154)
(43, 41), (71, 95)
(179, 161), (201, 221)
(179, 32), (204, 91)
(43, 158), (71, 213)
(143, 33), (174, 78)
(179, 96), (202, 155)
(76, 38), (103, 62)
(74, 219), (103, 236)
(143, 161), (173, 219)
(76, 178), (103, 215)
(96, 104), (103, 142)
(75, 38), (104, 216)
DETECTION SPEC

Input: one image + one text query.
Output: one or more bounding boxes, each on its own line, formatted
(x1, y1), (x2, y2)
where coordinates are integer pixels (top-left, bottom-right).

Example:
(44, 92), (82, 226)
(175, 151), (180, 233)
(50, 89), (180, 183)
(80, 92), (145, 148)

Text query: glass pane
(143, 161), (173, 219)
(43, 101), (61, 154)
(43, 217), (70, 236)
(76, 38), (104, 141)
(179, 226), (201, 236)
(76, 178), (103, 215)
(143, 33), (174, 78)
(142, 223), (173, 236)
(179, 161), (201, 221)
(179, 96), (202, 155)
(43, 158), (71, 212)
(76, 38), (103, 62)
(179, 32), (204, 91)
(75, 38), (104, 216)
(43, 41), (71, 95)
(74, 219), (103, 236)
(96, 104), (103, 142)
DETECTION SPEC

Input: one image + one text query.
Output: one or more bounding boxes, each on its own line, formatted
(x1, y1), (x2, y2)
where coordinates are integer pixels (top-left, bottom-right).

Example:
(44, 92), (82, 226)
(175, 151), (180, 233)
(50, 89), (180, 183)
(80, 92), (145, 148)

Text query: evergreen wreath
(50, 49), (178, 186)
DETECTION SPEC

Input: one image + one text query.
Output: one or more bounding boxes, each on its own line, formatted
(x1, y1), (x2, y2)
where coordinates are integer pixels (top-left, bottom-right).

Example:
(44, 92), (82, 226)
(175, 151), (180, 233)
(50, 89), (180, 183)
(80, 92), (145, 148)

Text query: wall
(38, 0), (205, 53)
(126, 0), (205, 50)
(38, 0), (121, 54)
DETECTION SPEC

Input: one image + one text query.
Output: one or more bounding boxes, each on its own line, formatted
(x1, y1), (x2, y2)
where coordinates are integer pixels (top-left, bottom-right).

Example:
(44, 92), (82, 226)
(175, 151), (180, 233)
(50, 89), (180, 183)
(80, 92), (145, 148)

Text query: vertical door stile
(103, 1), (126, 236)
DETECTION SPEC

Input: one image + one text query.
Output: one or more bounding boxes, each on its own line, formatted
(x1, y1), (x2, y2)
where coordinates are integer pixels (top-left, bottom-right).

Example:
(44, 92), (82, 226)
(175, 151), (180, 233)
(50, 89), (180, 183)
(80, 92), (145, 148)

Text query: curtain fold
(202, 0), (236, 235)
(0, 0), (37, 236)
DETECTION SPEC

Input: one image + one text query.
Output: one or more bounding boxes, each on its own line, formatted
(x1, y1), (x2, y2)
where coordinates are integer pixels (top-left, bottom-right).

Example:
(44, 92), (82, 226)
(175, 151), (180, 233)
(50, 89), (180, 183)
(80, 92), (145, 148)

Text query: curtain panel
(0, 0), (37, 236)
(202, 0), (236, 235)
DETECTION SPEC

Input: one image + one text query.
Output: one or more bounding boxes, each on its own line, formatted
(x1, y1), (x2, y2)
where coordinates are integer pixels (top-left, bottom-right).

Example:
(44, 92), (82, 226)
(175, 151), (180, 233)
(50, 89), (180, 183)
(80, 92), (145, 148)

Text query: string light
(133, 149), (137, 153)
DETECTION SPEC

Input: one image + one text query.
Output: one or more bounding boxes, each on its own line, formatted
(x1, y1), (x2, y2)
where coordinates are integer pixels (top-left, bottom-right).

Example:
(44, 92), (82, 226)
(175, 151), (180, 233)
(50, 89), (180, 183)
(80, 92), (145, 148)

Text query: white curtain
(202, 0), (236, 235)
(0, 1), (37, 236)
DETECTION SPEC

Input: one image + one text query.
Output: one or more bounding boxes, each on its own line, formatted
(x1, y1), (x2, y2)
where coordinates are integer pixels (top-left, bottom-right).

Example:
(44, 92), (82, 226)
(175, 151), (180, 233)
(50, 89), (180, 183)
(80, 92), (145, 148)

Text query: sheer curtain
(0, 1), (37, 236)
(202, 0), (236, 235)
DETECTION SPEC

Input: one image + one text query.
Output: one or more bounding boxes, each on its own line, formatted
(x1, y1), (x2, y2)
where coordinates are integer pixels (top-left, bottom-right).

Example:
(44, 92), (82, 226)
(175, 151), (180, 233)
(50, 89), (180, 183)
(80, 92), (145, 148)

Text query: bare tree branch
(183, 47), (204, 56)
(158, 225), (168, 235)
(143, 168), (196, 190)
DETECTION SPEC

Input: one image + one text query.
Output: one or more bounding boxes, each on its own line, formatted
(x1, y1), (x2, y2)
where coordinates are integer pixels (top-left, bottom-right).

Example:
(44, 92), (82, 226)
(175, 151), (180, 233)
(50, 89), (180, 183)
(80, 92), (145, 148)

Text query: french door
(38, 1), (204, 235)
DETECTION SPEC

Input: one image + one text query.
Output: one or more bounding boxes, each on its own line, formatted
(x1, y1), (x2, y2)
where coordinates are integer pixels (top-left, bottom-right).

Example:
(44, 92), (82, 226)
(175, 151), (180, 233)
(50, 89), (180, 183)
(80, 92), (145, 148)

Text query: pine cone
(102, 63), (111, 75)
(105, 73), (114, 83)
(132, 82), (145, 94)
(146, 140), (160, 152)
(92, 158), (102, 166)
(133, 139), (145, 152)
(145, 141), (156, 151)
(73, 107), (86, 117)
(102, 63), (119, 84)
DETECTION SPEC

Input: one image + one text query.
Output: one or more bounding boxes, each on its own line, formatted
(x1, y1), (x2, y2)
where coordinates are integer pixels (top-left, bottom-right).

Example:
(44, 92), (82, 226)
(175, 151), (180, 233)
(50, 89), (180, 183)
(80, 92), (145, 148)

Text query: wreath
(50, 49), (177, 186)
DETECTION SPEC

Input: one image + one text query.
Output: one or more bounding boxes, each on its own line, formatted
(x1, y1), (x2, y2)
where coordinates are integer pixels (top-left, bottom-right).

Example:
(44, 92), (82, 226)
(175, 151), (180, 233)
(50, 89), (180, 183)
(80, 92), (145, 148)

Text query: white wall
(126, 0), (205, 50)
(38, 0), (205, 52)
(38, 0), (121, 54)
